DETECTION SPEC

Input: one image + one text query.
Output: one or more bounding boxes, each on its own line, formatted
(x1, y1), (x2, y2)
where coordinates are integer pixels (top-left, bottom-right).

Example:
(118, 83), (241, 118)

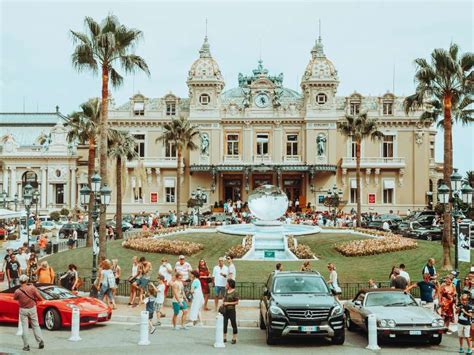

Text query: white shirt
(159, 263), (172, 283)
(399, 270), (410, 283)
(213, 265), (229, 287)
(228, 263), (236, 280)
(175, 261), (192, 280)
(155, 283), (165, 304)
(382, 221), (390, 231)
(16, 253), (28, 270)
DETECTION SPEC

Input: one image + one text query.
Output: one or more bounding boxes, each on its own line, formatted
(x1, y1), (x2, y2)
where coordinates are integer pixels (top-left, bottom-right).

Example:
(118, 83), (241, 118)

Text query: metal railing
(341, 157), (406, 168)
(55, 238), (87, 253)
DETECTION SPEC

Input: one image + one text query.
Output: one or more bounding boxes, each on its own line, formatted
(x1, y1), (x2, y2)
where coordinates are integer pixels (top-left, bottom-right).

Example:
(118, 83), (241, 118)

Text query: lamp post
(33, 189), (40, 217)
(326, 184), (343, 222)
(438, 169), (474, 270)
(191, 186), (206, 226)
(23, 184), (33, 248)
(1, 190), (7, 208)
(80, 171), (112, 282)
(14, 193), (18, 211)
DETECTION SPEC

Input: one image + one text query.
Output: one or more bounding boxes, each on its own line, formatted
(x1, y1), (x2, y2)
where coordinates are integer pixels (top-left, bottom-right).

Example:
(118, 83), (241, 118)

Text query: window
(133, 101), (145, 116)
(316, 93), (327, 105)
(199, 94), (210, 105)
(55, 184), (64, 204)
(383, 180), (395, 204)
(166, 102), (176, 116)
(134, 187), (143, 203)
(350, 102), (360, 115)
(350, 179), (357, 204)
(256, 133), (269, 155)
(226, 134), (239, 156)
(133, 134), (145, 158)
(350, 138), (357, 158)
(165, 142), (177, 158)
(286, 134), (298, 156)
(430, 141), (435, 159)
(382, 135), (394, 158)
(383, 102), (393, 115)
(166, 187), (175, 202)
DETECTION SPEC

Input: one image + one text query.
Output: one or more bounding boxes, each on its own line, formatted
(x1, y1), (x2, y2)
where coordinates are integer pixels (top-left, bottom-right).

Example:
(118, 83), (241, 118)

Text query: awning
(188, 164), (337, 173)
(164, 178), (175, 188)
(350, 180), (357, 189)
(383, 180), (395, 189)
(0, 209), (23, 220)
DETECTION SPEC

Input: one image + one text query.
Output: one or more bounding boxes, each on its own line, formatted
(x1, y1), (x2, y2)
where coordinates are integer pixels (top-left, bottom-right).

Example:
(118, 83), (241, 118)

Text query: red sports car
(0, 284), (112, 330)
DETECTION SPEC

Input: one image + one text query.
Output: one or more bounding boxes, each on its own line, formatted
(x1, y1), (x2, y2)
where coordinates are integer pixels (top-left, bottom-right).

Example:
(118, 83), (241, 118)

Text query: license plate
(300, 326), (318, 332)
(98, 312), (108, 318)
(409, 330), (422, 335)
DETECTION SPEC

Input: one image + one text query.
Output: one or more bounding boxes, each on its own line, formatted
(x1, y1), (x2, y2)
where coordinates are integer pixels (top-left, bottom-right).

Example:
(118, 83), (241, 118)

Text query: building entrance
(223, 176), (242, 202)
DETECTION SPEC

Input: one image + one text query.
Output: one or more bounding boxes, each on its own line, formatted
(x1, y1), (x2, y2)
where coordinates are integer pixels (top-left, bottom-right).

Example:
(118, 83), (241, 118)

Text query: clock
(254, 93), (270, 108)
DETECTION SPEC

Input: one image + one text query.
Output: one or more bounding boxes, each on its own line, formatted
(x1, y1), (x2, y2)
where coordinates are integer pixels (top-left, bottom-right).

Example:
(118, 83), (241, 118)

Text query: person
(6, 254), (21, 287)
(327, 263), (342, 299)
(36, 261), (55, 284)
(128, 256), (140, 306)
(14, 275), (44, 351)
(422, 258), (437, 280)
(368, 279), (378, 289)
(212, 257), (229, 312)
(405, 273), (438, 310)
(382, 220), (390, 231)
(3, 248), (14, 285)
(450, 270), (462, 300)
(38, 235), (47, 257)
(111, 259), (121, 301)
(146, 283), (158, 334)
(439, 275), (457, 331)
(67, 231), (75, 250)
(72, 228), (78, 247)
(188, 270), (204, 326)
(457, 294), (473, 354)
(198, 259), (211, 311)
(154, 275), (166, 326)
(399, 263), (410, 283)
(223, 278), (239, 344)
(175, 255), (192, 281)
(275, 263), (283, 274)
(390, 268), (408, 290)
(26, 252), (38, 283)
(300, 261), (312, 272)
(98, 259), (117, 309)
(136, 257), (152, 305)
(227, 256), (236, 281)
(158, 257), (172, 314)
(16, 248), (28, 275)
(171, 273), (188, 330)
(60, 264), (78, 291)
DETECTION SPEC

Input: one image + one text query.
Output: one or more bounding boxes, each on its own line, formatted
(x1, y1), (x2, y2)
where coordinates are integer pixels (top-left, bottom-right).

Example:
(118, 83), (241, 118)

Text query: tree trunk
(86, 137), (95, 247)
(356, 141), (362, 227)
(98, 65), (109, 260)
(176, 148), (182, 226)
(442, 94), (453, 270)
(115, 156), (122, 240)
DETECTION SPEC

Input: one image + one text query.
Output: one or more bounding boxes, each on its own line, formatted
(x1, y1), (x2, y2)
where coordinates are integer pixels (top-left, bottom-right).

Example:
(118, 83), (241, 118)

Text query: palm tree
(404, 43), (473, 269)
(465, 171), (474, 188)
(157, 117), (199, 225)
(338, 112), (384, 227)
(65, 98), (101, 247)
(108, 130), (137, 240)
(70, 15), (150, 255)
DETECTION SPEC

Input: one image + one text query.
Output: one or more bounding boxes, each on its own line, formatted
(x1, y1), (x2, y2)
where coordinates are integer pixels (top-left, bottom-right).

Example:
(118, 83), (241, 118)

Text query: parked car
(58, 223), (88, 239)
(407, 226), (442, 241)
(106, 220), (133, 232)
(132, 216), (146, 228)
(344, 288), (446, 345)
(406, 210), (436, 221)
(259, 271), (345, 345)
(0, 284), (111, 330)
(367, 214), (402, 231)
(40, 221), (59, 231)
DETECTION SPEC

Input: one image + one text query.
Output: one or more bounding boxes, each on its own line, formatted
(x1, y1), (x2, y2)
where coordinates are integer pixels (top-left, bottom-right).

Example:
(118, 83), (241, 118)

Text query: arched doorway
(22, 171), (39, 190)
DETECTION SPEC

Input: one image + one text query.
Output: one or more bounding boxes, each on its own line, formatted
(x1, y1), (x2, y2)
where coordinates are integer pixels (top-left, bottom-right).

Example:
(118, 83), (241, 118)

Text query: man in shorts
(212, 257), (228, 311)
(457, 294), (472, 354)
(171, 273), (188, 330)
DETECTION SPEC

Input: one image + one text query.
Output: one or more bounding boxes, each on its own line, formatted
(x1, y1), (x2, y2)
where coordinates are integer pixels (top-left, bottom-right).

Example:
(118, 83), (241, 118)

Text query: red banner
(368, 193), (376, 204)
(150, 192), (158, 203)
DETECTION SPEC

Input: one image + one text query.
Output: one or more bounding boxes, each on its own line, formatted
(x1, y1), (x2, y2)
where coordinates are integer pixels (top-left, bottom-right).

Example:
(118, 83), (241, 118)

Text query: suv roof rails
(273, 270), (321, 276)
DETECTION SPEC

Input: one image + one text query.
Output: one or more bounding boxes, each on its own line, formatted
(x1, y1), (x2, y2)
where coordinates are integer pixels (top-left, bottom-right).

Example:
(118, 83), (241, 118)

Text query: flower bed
(287, 236), (316, 259)
(226, 235), (252, 259)
(122, 230), (203, 255)
(334, 235), (418, 257)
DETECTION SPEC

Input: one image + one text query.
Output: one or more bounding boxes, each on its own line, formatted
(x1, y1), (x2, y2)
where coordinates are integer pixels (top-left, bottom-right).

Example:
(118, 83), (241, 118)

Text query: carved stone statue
(273, 88), (283, 108)
(242, 88), (251, 108)
(317, 133), (326, 156)
(200, 132), (210, 156)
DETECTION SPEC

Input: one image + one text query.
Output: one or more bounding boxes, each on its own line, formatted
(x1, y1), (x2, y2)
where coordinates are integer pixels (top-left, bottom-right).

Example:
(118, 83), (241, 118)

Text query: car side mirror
(263, 287), (269, 297)
(354, 300), (362, 307)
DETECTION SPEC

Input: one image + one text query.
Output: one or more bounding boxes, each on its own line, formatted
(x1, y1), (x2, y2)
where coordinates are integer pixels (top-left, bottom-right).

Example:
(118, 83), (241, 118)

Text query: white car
(41, 221), (59, 231)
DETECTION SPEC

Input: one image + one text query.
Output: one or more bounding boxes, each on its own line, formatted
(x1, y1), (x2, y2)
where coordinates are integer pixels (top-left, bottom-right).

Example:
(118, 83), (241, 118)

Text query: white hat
(19, 275), (29, 283)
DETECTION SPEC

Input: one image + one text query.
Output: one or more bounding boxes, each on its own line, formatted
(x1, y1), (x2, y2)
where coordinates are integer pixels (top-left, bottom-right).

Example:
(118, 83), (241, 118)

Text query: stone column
(71, 168), (77, 209)
(3, 168), (9, 194)
(10, 167), (16, 198)
(47, 183), (53, 207)
(40, 168), (47, 209)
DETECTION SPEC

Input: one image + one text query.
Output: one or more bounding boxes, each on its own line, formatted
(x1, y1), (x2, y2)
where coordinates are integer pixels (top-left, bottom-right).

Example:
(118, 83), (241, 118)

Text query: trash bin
(46, 241), (53, 254)
(52, 243), (59, 253)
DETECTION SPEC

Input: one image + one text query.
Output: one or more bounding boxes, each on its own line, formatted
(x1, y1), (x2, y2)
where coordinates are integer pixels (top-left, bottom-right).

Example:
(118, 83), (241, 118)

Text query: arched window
(22, 171), (38, 190)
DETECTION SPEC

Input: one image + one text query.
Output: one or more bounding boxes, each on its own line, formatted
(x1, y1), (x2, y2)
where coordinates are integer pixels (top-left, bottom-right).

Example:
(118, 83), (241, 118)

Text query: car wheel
(429, 335), (442, 345)
(259, 311), (266, 330)
(266, 324), (277, 345)
(44, 308), (61, 331)
(426, 235), (433, 241)
(345, 311), (356, 331)
(331, 329), (345, 345)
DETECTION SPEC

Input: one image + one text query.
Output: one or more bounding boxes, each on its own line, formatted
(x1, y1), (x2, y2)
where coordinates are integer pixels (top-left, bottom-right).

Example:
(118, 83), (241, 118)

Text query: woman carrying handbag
(222, 279), (239, 344)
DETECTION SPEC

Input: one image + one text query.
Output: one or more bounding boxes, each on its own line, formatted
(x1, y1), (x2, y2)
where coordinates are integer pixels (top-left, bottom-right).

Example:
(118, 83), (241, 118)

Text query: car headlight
(387, 319), (396, 328)
(379, 319), (387, 327)
(269, 305), (285, 316)
(331, 305), (343, 316)
(432, 319), (444, 327)
(66, 303), (79, 310)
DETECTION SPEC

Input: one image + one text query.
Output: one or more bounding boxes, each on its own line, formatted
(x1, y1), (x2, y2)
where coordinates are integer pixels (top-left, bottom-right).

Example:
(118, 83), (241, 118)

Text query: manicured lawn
(44, 232), (472, 284)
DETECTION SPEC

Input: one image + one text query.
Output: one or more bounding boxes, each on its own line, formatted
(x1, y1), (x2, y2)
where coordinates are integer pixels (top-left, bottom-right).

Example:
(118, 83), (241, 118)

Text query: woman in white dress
(327, 263), (342, 300)
(188, 270), (204, 325)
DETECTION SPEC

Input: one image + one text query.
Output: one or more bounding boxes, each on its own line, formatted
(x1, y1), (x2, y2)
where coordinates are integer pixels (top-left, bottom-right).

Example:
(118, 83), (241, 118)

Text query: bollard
(366, 314), (380, 351)
(214, 313), (225, 348)
(68, 307), (81, 341)
(16, 314), (23, 336)
(138, 310), (150, 346)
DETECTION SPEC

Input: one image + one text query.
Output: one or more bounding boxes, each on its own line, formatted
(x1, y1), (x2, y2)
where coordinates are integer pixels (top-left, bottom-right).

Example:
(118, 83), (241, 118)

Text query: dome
(302, 36), (338, 83)
(248, 185), (288, 221)
(187, 36), (224, 84)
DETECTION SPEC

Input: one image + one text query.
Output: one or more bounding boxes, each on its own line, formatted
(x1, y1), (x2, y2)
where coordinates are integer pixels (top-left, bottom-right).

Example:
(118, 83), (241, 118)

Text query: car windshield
(273, 276), (329, 294)
(39, 286), (77, 300)
(365, 292), (417, 307)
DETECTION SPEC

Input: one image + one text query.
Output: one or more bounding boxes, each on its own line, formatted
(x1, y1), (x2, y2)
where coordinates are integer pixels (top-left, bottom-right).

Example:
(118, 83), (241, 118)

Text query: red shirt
(13, 284), (42, 309)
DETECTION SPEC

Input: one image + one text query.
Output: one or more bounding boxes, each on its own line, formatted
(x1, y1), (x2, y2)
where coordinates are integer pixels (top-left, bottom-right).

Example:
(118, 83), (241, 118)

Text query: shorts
(214, 286), (225, 298)
(146, 302), (156, 318)
(172, 301), (187, 315)
(458, 324), (471, 338)
(155, 303), (163, 313)
(137, 278), (150, 289)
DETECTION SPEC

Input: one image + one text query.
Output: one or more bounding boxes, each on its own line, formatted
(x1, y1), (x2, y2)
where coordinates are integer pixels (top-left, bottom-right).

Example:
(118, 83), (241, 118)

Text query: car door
(0, 289), (20, 322)
(350, 292), (366, 327)
(260, 274), (272, 325)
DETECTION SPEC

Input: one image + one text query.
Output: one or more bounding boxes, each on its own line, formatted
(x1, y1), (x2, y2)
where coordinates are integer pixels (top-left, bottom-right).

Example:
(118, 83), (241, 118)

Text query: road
(0, 321), (456, 355)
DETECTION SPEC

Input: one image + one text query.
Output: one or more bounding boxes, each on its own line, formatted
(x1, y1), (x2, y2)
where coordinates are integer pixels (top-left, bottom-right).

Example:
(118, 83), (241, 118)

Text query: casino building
(0, 34), (443, 215)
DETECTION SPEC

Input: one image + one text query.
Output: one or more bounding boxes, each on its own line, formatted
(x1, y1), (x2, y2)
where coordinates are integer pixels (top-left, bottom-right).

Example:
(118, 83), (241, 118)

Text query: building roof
(0, 111), (66, 126)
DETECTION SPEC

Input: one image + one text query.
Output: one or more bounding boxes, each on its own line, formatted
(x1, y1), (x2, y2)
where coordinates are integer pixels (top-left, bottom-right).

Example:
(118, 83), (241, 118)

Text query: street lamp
(1, 190), (7, 208)
(80, 173), (112, 282)
(23, 184), (33, 248)
(438, 169), (474, 270)
(326, 184), (343, 222)
(14, 193), (18, 211)
(33, 189), (40, 217)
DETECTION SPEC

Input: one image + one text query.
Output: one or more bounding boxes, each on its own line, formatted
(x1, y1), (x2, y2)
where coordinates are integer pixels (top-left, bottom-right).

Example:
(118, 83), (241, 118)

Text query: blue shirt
(418, 281), (435, 302)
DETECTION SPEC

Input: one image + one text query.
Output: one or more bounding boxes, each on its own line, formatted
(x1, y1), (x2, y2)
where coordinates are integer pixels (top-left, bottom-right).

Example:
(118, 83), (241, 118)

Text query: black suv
(58, 223), (88, 239)
(259, 271), (345, 345)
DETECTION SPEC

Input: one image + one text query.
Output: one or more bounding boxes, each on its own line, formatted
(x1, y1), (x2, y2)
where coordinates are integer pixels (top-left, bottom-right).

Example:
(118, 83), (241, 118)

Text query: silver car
(344, 288), (446, 345)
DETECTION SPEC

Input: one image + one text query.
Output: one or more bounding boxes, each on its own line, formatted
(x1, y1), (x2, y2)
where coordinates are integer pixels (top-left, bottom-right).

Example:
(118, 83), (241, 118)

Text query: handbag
(218, 305), (225, 315)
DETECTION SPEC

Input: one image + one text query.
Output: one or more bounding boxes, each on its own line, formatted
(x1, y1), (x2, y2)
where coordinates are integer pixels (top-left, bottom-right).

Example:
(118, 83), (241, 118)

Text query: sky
(0, 0), (473, 174)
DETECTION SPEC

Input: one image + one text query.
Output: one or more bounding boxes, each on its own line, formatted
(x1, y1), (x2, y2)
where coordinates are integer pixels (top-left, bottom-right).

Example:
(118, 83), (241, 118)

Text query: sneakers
(173, 326), (180, 331)
(459, 348), (464, 354)
(466, 350), (472, 354)
(182, 325), (190, 330)
(154, 321), (162, 326)
(39, 341), (44, 349)
(150, 327), (156, 334)
(23, 345), (30, 351)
